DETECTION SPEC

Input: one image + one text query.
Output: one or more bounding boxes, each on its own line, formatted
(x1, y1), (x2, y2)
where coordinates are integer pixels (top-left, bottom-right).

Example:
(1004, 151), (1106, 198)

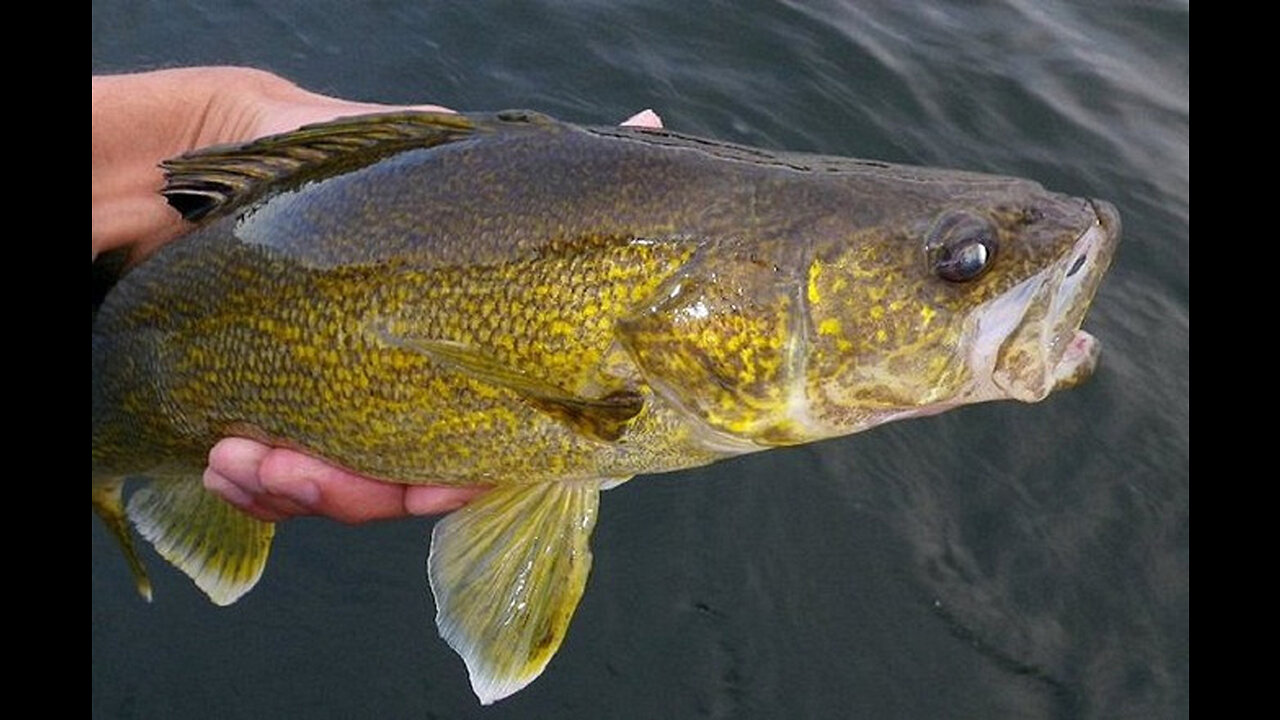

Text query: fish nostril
(1066, 253), (1088, 278)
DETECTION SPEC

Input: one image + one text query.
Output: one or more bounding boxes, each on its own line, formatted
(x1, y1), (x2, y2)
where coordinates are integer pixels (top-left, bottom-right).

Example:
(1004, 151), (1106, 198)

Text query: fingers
(204, 439), (291, 522)
(265, 453), (415, 525)
(252, 84), (458, 138)
(403, 485), (490, 516)
(204, 438), (487, 524)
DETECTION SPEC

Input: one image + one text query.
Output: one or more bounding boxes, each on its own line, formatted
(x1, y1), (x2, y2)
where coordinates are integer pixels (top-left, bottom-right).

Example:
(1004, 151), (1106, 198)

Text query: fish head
(620, 170), (1118, 450)
(801, 181), (1120, 439)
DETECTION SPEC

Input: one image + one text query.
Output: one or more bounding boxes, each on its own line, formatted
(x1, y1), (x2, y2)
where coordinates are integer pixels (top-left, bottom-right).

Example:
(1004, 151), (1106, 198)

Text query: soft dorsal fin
(161, 111), (478, 222)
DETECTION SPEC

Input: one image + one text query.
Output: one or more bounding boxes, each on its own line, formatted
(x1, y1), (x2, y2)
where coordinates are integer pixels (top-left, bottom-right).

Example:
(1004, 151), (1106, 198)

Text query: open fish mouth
(980, 198), (1120, 402)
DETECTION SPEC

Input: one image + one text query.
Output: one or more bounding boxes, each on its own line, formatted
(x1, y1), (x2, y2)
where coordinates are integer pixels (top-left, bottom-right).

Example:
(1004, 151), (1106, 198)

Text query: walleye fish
(91, 110), (1119, 704)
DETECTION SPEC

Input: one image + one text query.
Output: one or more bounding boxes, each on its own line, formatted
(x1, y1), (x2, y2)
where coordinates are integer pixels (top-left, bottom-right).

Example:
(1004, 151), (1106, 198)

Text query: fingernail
(621, 109), (663, 128)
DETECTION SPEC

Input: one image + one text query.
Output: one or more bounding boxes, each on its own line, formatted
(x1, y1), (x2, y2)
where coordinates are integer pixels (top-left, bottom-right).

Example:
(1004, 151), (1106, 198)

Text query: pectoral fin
(428, 481), (607, 704)
(126, 476), (275, 606)
(388, 336), (643, 442)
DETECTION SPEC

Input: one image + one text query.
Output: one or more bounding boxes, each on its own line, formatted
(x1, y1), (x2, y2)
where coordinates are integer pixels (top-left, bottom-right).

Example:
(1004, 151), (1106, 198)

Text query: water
(91, 2), (1189, 718)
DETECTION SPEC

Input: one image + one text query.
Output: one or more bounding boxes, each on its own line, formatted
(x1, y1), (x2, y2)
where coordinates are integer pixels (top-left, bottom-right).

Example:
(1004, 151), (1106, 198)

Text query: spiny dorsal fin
(161, 111), (478, 222)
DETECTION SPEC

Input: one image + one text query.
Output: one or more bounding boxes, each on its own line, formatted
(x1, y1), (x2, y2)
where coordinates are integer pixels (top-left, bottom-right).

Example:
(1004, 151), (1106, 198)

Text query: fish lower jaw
(990, 327), (1099, 401)
(1050, 330), (1100, 390)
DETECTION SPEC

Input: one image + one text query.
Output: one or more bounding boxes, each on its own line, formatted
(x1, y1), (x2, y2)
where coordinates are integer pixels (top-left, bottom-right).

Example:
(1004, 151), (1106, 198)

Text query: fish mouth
(977, 198), (1120, 402)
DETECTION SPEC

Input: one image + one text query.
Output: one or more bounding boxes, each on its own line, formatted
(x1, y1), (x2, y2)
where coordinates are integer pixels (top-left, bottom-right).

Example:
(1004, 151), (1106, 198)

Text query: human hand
(92, 67), (663, 523)
(201, 439), (488, 523)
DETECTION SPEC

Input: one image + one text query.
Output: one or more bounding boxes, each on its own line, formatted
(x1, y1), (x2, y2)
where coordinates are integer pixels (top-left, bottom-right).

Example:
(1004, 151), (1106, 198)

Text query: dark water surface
(92, 2), (1188, 718)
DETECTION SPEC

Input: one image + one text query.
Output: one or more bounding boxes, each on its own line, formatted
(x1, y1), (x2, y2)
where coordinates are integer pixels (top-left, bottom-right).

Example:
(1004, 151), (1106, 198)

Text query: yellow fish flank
(91, 110), (1119, 704)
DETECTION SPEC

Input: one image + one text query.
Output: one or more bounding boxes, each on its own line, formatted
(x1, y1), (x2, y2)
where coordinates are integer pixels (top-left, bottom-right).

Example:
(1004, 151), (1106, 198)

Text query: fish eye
(926, 213), (998, 283)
